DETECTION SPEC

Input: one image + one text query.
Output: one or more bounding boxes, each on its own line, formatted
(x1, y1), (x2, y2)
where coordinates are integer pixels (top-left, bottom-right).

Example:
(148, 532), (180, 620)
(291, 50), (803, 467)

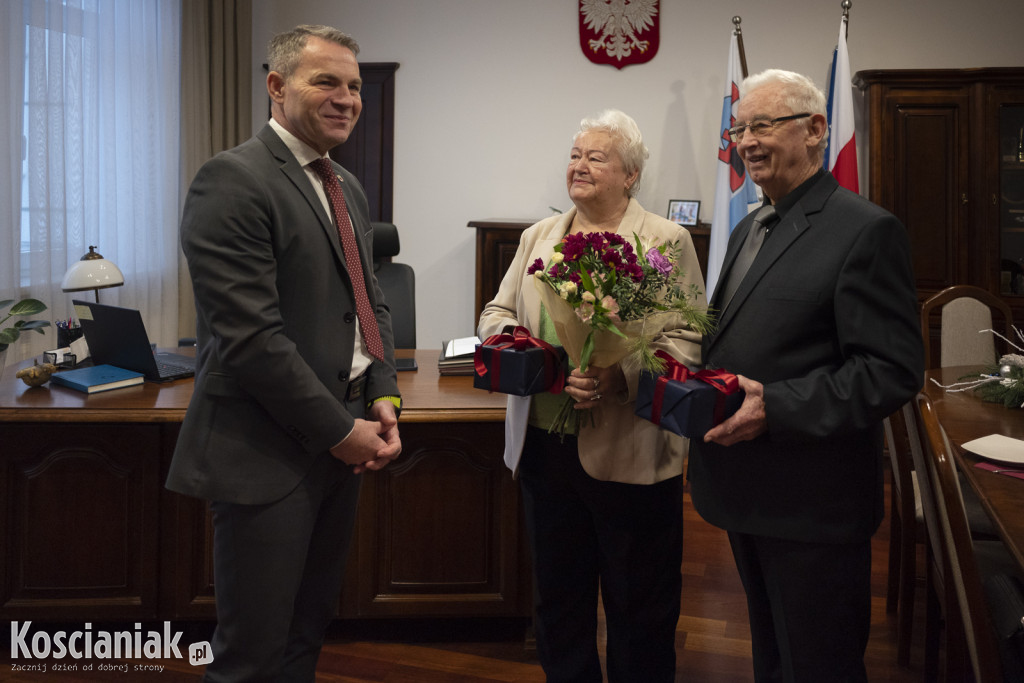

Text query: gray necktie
(719, 204), (778, 312)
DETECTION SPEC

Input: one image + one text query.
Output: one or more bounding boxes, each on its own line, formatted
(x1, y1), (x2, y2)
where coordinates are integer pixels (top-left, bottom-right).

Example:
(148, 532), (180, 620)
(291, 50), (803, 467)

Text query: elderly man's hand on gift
(703, 375), (767, 446)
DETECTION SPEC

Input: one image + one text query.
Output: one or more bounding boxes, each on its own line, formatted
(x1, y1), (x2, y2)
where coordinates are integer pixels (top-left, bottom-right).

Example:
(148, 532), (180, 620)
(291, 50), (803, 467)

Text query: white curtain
(1, 0), (182, 363)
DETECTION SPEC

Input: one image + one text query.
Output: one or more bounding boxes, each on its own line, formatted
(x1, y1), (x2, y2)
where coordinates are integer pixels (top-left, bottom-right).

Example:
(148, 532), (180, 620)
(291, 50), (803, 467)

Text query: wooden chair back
(920, 285), (1014, 369)
(884, 405), (919, 524)
(915, 392), (1004, 682)
(883, 403), (924, 665)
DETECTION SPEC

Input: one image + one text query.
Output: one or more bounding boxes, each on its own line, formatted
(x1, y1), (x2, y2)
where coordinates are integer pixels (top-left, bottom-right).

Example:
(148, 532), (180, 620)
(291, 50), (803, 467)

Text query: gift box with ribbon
(634, 350), (744, 439)
(473, 326), (568, 397)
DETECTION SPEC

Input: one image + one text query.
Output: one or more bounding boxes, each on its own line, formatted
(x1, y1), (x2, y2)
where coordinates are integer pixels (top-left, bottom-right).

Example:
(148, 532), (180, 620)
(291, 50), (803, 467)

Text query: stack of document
(438, 336), (481, 376)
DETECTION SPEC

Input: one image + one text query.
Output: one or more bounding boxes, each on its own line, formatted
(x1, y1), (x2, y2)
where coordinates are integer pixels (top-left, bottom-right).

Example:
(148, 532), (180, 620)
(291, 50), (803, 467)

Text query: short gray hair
(267, 25), (360, 80)
(741, 69), (829, 161)
(575, 109), (649, 198)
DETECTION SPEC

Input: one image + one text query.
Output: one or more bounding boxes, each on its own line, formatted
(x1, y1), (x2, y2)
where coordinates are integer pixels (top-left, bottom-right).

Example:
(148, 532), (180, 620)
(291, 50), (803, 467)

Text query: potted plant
(0, 298), (51, 376)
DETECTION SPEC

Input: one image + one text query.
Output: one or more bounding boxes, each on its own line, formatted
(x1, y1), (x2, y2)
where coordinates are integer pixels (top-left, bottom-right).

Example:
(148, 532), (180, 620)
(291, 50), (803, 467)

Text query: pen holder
(43, 351), (77, 370)
(57, 326), (84, 348)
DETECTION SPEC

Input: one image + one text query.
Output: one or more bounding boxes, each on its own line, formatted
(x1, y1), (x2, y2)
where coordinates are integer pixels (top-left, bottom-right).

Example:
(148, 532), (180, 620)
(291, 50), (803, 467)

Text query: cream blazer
(477, 199), (706, 485)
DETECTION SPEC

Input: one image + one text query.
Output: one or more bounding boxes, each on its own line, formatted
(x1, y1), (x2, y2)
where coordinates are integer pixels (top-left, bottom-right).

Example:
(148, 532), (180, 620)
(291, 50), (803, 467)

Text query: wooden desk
(922, 366), (1024, 570)
(0, 350), (529, 621)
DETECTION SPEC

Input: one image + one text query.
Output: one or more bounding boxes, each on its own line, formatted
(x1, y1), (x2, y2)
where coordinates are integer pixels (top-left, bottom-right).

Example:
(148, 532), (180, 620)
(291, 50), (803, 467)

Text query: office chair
(371, 222), (417, 349)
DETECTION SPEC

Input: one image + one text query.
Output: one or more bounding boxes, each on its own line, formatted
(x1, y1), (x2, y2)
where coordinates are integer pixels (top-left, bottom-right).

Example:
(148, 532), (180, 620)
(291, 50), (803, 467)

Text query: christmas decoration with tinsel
(930, 327), (1024, 409)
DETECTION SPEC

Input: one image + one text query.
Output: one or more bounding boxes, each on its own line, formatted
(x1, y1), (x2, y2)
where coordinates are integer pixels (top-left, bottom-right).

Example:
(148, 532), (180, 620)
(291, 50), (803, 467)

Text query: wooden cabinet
(0, 351), (529, 622)
(341, 420), (529, 618)
(1, 423), (163, 620)
(689, 224), (710, 282)
(854, 68), (1024, 322)
(469, 219), (536, 322)
(991, 94), (1024, 296)
(329, 62), (398, 223)
(162, 463), (216, 619)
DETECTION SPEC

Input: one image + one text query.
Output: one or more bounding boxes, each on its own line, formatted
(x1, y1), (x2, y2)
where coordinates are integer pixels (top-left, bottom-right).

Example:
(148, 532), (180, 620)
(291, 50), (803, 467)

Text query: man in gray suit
(688, 69), (923, 682)
(167, 25), (402, 682)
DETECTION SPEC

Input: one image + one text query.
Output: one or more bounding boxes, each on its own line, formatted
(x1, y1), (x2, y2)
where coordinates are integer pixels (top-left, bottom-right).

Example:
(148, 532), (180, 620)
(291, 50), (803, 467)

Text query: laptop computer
(72, 299), (195, 382)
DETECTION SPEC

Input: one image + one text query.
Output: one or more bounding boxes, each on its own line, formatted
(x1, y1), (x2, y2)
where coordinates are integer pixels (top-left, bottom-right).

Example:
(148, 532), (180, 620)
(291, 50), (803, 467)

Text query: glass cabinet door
(1000, 104), (1024, 294)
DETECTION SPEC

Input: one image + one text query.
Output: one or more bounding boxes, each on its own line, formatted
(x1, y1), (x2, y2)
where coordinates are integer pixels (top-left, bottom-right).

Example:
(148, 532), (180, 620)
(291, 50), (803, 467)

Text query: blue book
(50, 364), (145, 394)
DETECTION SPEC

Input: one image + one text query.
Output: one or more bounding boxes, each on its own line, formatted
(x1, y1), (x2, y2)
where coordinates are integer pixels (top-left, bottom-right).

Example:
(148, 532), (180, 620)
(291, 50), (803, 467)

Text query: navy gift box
(473, 328), (567, 397)
(635, 367), (744, 439)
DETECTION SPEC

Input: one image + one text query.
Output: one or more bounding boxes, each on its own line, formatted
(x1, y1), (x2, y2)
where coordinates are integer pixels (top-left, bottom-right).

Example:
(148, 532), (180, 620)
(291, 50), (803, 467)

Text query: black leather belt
(345, 373), (368, 403)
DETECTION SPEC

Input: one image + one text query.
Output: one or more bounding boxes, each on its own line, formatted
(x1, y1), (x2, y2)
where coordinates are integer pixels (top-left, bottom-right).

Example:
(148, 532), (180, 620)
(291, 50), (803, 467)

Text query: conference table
(922, 365), (1024, 571)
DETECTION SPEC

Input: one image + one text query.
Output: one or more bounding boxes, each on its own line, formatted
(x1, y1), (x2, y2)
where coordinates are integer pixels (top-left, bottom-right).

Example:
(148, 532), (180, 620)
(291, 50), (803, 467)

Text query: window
(3, 0), (182, 360)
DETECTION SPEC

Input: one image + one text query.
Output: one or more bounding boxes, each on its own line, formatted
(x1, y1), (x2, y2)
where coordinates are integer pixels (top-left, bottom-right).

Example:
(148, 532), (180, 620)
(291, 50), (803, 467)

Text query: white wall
(251, 0), (1024, 347)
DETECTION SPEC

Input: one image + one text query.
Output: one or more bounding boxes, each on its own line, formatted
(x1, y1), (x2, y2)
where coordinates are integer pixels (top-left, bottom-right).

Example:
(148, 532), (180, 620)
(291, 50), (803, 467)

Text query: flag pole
(825, 0), (860, 192)
(732, 16), (748, 78)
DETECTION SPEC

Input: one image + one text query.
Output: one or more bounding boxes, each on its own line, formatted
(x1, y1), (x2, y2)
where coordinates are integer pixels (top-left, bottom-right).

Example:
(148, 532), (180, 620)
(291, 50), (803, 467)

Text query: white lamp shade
(61, 246), (125, 292)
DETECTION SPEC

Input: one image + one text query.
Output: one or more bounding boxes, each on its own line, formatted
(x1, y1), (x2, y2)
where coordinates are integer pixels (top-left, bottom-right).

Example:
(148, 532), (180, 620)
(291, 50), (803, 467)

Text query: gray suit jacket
(167, 124), (398, 505)
(688, 172), (923, 544)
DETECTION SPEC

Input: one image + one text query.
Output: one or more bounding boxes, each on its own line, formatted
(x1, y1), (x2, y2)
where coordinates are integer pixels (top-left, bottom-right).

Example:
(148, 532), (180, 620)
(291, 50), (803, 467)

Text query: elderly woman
(478, 110), (706, 683)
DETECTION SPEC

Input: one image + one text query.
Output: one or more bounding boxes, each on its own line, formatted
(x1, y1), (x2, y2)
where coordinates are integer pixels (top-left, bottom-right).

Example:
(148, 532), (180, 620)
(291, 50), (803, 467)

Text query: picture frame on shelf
(667, 199), (700, 227)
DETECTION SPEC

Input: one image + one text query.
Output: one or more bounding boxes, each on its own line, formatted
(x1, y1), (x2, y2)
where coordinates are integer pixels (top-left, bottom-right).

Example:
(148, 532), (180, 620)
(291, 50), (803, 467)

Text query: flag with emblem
(706, 30), (759, 299)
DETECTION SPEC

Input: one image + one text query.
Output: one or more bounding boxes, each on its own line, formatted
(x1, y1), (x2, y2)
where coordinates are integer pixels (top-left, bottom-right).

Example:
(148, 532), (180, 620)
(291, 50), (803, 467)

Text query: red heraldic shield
(579, 0), (660, 69)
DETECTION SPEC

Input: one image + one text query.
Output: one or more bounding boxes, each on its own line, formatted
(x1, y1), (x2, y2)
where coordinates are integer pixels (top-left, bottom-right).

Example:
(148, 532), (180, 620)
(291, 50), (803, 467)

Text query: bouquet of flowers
(526, 230), (713, 436)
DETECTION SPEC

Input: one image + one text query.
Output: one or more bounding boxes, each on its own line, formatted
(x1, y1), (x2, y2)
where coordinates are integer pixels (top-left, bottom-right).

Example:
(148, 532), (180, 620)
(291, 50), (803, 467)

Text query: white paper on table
(961, 434), (1024, 464)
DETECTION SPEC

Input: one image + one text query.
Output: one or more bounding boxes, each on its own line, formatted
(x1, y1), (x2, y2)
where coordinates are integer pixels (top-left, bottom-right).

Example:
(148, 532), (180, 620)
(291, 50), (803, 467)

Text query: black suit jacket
(688, 173), (923, 544)
(166, 124), (399, 505)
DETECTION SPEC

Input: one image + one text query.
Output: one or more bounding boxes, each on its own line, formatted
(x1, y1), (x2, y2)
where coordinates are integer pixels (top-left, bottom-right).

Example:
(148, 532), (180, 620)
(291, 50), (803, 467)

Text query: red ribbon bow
(650, 350), (739, 428)
(474, 326), (566, 394)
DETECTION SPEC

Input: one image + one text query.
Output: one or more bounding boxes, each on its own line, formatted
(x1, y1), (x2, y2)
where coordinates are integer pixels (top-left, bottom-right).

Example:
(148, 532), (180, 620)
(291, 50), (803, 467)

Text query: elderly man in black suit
(167, 25), (402, 682)
(688, 69), (923, 682)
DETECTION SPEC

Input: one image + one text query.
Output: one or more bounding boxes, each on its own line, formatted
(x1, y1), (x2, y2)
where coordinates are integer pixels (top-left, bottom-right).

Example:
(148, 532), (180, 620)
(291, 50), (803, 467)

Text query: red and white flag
(824, 16), (859, 193)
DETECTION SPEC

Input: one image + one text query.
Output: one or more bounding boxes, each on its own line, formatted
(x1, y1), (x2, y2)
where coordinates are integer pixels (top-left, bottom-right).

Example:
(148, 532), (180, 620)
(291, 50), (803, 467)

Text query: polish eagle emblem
(579, 0), (660, 69)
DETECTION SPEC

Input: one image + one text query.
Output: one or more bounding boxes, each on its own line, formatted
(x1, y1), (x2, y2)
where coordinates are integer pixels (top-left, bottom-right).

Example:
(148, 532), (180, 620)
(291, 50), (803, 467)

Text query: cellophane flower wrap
(527, 230), (713, 437)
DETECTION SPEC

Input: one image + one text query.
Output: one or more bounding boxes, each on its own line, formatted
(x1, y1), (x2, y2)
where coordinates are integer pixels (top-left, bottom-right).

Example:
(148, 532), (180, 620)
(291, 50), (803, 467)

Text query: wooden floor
(3, 478), (928, 682)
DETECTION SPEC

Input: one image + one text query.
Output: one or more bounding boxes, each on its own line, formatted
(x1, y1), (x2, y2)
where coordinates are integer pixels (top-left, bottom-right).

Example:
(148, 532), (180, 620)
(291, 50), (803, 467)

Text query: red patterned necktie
(310, 158), (386, 361)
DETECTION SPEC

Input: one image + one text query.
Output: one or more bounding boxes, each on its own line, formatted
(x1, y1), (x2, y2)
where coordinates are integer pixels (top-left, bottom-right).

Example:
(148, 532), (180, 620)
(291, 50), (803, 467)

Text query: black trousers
(727, 531), (872, 683)
(203, 400), (365, 683)
(519, 426), (684, 683)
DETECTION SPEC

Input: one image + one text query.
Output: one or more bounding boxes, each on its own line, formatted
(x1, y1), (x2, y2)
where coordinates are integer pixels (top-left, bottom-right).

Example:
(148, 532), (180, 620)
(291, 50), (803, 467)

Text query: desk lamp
(61, 246), (124, 302)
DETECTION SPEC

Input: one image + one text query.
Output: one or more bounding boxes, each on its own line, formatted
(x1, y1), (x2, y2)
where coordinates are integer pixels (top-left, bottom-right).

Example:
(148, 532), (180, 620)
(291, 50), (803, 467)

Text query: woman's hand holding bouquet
(527, 230), (713, 437)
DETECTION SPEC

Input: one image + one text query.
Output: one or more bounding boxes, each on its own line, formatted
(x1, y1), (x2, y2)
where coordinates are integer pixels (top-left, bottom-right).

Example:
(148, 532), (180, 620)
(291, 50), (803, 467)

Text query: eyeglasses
(727, 113), (812, 143)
